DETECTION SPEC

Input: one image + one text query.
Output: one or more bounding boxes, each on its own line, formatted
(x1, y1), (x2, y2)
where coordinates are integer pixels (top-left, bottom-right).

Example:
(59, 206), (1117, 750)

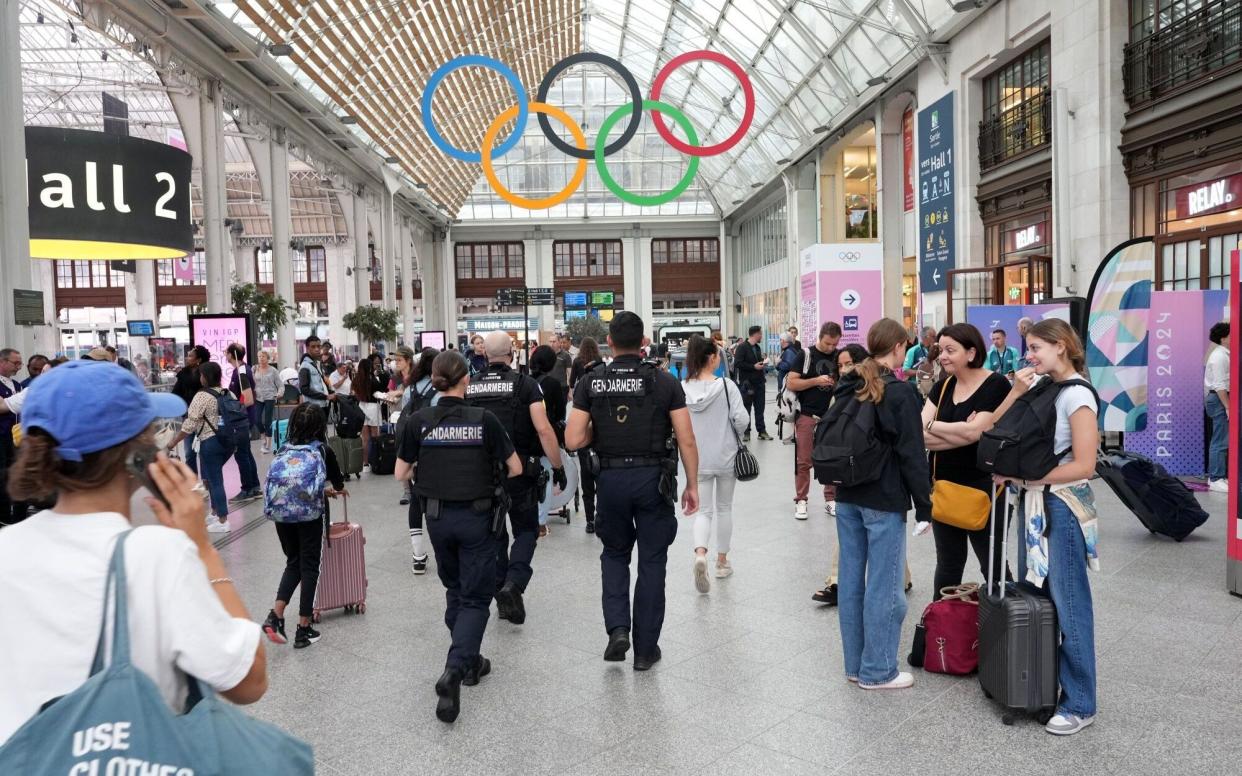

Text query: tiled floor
(200, 412), (1241, 775)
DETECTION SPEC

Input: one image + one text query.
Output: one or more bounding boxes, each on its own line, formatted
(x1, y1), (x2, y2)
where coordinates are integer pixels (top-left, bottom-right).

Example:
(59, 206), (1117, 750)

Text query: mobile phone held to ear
(126, 447), (170, 508)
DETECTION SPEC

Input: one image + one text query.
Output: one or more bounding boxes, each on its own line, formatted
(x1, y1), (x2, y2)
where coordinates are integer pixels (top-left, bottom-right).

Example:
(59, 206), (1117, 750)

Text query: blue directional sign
(918, 92), (955, 293)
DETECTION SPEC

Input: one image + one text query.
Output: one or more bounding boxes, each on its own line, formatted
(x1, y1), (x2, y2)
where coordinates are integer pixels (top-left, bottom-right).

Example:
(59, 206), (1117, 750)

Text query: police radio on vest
(27, 161), (180, 219)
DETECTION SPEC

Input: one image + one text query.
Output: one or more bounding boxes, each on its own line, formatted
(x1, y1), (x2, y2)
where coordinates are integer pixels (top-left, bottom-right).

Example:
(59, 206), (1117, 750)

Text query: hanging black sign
(25, 126), (193, 260)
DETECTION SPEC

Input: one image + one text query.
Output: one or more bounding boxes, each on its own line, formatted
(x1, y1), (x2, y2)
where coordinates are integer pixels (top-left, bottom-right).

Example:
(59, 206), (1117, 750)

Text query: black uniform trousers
(426, 502), (494, 672)
(496, 475), (539, 592)
(740, 377), (767, 434)
(595, 466), (677, 659)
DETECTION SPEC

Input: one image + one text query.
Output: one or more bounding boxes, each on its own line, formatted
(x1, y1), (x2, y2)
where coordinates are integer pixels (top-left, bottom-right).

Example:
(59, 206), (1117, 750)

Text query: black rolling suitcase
(1096, 450), (1208, 541)
(977, 488), (1059, 725)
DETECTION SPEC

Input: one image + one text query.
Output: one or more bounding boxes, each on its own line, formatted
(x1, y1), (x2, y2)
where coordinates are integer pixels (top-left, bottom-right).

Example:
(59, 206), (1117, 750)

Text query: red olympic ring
(649, 50), (755, 157)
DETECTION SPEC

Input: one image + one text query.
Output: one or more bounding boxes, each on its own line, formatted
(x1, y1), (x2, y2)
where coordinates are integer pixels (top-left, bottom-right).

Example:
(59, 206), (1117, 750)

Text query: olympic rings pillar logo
(420, 51), (755, 209)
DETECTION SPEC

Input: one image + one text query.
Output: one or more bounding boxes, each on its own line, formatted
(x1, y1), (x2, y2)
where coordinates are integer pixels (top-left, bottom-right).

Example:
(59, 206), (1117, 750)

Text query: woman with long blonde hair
(833, 318), (931, 690)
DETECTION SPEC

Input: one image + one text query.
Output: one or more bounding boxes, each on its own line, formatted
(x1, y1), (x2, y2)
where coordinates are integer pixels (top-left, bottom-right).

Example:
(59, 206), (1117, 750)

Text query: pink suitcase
(312, 499), (367, 621)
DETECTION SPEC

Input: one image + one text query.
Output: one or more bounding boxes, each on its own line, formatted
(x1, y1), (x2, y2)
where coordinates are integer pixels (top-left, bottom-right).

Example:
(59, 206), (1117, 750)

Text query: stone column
(269, 128), (297, 362)
(200, 80), (229, 312)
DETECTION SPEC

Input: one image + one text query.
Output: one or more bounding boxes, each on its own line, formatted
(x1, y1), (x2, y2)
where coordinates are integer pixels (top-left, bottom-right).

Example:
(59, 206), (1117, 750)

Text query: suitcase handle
(986, 482), (1007, 599)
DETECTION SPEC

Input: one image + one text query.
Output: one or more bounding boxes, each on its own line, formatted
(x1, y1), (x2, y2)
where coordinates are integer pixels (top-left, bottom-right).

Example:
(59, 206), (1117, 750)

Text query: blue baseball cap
(20, 360), (187, 462)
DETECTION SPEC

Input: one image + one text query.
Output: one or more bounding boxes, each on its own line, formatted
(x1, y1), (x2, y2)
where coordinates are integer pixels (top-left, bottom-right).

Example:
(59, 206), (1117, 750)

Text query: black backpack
(976, 377), (1098, 480)
(811, 387), (890, 488)
(332, 395), (366, 439)
(206, 389), (252, 450)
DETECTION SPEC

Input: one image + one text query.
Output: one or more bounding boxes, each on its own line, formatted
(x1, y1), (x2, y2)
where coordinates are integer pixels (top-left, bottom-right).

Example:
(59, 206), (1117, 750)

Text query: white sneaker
(858, 672), (913, 690)
(824, 500), (837, 517)
(206, 519), (230, 534)
(794, 500), (808, 520)
(1045, 712), (1095, 736)
(1209, 479), (1229, 493)
(693, 555), (710, 594)
(714, 561), (733, 579)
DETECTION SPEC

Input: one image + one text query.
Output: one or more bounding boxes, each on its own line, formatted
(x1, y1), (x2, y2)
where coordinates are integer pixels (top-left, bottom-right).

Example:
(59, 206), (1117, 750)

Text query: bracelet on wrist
(209, 577), (234, 586)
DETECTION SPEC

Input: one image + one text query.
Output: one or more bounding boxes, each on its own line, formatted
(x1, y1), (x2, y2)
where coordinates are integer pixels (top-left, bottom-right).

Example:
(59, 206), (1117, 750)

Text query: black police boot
(495, 583), (512, 621)
(434, 668), (463, 723)
(633, 646), (663, 672)
(496, 582), (526, 625)
(462, 654), (491, 687)
(585, 520), (595, 534)
(603, 627), (630, 662)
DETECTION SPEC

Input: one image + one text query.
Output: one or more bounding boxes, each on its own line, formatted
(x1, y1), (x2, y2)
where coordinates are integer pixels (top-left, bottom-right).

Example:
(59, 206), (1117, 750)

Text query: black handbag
(722, 380), (759, 482)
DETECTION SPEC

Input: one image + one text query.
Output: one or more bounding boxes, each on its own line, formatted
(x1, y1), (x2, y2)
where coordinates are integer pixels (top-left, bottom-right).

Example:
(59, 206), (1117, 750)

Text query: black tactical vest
(465, 365), (538, 457)
(412, 405), (495, 502)
(586, 359), (670, 459)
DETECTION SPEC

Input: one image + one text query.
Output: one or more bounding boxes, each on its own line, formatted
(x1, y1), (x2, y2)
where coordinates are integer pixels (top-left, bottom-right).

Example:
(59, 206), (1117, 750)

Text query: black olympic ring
(535, 52), (643, 160)
(838, 252), (861, 261)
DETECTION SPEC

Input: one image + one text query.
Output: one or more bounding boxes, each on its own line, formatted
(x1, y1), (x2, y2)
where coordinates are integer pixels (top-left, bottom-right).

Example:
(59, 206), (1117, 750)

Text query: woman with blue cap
(0, 360), (268, 744)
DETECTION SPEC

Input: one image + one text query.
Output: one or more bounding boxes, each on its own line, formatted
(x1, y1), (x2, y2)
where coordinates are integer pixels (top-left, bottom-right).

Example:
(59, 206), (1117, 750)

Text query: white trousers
(693, 473), (737, 554)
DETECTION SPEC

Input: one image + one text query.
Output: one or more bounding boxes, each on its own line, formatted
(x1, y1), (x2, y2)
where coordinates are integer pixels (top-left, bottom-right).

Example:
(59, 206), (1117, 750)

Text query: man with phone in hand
(785, 321), (842, 521)
(735, 326), (772, 442)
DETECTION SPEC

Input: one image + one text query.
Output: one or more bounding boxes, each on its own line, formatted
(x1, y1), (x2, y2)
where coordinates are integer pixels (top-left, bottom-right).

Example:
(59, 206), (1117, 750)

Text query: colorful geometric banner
(1085, 238), (1154, 432)
(1124, 290), (1228, 475)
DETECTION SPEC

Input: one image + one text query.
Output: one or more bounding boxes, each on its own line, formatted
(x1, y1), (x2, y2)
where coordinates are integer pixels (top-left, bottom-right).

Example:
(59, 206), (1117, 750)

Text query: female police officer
(394, 352), (521, 723)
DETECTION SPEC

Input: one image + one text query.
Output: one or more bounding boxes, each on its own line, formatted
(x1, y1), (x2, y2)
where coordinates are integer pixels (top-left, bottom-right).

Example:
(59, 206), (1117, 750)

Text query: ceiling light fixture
(813, 125), (830, 133)
(339, 115), (358, 124)
(268, 43), (294, 56)
(866, 75), (890, 87)
(384, 155), (399, 164)
(950, 0), (985, 12)
(777, 157), (792, 165)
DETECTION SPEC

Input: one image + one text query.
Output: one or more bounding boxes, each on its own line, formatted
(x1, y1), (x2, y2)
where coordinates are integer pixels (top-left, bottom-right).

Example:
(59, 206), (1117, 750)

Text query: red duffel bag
(920, 583), (980, 675)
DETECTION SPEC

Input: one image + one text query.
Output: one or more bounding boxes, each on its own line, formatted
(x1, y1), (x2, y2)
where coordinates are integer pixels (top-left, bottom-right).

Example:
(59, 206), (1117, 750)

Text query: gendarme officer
(394, 352), (521, 723)
(566, 311), (699, 671)
(466, 331), (565, 625)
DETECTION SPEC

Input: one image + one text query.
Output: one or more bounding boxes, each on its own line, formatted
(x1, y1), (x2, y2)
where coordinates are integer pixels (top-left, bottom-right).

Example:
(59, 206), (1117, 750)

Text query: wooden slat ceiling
(230, 0), (580, 215)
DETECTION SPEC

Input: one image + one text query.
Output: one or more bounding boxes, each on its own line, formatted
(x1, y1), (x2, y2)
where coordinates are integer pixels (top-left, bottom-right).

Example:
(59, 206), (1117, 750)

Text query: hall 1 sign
(25, 126), (193, 260)
(918, 92), (956, 293)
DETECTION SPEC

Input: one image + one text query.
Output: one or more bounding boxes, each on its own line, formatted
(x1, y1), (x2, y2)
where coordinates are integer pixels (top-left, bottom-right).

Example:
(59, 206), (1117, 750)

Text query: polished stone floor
(188, 401), (1241, 775)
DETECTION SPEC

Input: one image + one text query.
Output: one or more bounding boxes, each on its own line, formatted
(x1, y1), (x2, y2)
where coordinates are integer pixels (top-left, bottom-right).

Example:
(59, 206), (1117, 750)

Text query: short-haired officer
(466, 330), (566, 625)
(566, 311), (700, 671)
(395, 352), (522, 724)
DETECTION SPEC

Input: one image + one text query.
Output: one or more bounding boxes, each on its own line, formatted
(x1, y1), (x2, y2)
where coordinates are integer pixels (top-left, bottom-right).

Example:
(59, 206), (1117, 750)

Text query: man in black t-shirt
(734, 325), (772, 441)
(785, 321), (841, 520)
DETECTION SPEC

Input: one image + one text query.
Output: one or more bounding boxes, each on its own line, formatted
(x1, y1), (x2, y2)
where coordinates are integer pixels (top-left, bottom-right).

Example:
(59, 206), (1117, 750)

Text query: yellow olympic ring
(482, 102), (587, 210)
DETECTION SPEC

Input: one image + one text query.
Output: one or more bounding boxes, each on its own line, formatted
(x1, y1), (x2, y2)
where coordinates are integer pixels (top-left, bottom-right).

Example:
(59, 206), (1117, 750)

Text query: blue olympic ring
(420, 55), (528, 163)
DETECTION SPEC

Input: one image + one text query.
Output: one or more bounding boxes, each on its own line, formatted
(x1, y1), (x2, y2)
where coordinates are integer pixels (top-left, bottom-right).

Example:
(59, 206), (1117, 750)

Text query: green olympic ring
(595, 100), (700, 207)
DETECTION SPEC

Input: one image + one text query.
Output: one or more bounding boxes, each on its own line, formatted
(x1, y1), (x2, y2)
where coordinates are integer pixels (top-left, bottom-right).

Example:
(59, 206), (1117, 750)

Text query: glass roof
(109, 1), (955, 220)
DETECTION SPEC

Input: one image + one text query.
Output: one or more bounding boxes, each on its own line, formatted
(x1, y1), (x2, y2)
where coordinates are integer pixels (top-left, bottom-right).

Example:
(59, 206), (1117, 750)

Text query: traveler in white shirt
(0, 360), (267, 744)
(1204, 322), (1231, 492)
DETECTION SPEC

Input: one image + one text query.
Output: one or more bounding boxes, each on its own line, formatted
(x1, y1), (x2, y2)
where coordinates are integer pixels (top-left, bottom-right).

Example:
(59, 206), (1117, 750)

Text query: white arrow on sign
(932, 267), (941, 284)
(840, 289), (861, 310)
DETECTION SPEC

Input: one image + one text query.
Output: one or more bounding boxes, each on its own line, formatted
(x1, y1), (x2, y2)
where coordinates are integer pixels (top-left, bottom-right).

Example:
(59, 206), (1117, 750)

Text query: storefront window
(844, 144), (877, 239)
(1159, 159), (1242, 234)
(980, 41), (1051, 169)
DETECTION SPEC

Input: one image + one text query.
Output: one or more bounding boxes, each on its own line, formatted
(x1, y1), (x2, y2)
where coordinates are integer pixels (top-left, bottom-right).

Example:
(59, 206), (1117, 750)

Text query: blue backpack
(264, 442), (328, 523)
(205, 388), (251, 450)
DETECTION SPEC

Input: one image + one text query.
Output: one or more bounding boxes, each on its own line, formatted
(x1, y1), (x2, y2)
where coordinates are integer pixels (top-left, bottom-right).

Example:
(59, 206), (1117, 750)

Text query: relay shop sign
(1174, 173), (1242, 220)
(918, 92), (956, 293)
(1126, 289), (1229, 475)
(799, 243), (884, 347)
(25, 126), (193, 260)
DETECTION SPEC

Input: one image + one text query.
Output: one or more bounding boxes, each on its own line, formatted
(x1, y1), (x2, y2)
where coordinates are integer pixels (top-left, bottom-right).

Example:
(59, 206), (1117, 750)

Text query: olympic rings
(421, 55), (527, 163)
(596, 100), (699, 207)
(483, 102), (588, 210)
(650, 50), (755, 157)
(419, 49), (756, 209)
(536, 53), (642, 160)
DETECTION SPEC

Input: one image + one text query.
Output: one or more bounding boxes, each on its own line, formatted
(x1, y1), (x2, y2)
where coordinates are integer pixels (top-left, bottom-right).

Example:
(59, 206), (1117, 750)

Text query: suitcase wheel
(356, 602), (367, 614)
(1037, 709), (1054, 725)
(983, 690), (993, 700)
(312, 611), (321, 624)
(1002, 713), (1015, 726)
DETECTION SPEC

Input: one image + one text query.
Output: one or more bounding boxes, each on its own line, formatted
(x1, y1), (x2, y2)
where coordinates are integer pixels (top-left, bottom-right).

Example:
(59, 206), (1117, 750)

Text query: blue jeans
(257, 400), (276, 439)
(835, 502), (908, 685)
(182, 436), (198, 474)
(1018, 493), (1097, 718)
(1206, 392), (1228, 480)
(198, 436), (232, 519)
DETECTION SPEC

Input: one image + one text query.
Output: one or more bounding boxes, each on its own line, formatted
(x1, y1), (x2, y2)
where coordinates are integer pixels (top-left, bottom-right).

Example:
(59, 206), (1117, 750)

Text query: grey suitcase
(327, 434), (364, 480)
(976, 488), (1058, 725)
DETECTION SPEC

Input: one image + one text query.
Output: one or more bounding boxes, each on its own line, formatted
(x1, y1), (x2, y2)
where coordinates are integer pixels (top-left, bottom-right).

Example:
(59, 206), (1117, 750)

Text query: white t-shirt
(1053, 383), (1097, 463)
(0, 512), (260, 744)
(1204, 344), (1229, 396)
